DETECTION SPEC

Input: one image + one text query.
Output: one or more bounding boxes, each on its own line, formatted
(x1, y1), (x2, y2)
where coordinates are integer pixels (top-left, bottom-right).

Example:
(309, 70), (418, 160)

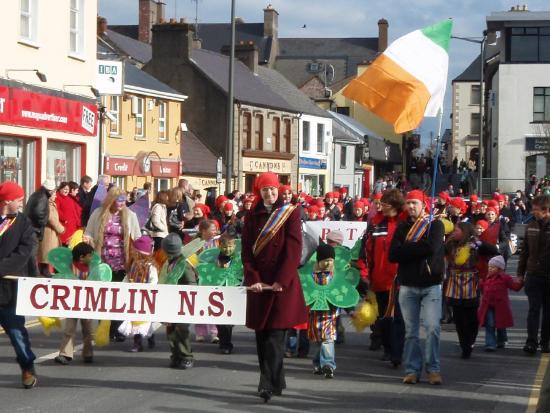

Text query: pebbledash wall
(0, 0), (99, 197)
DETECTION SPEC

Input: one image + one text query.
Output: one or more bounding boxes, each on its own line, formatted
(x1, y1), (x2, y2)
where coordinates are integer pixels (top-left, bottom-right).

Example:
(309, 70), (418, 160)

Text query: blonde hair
(94, 187), (131, 268)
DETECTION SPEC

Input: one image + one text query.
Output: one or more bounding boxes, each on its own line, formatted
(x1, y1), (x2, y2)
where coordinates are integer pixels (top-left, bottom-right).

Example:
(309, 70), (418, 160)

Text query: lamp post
(451, 32), (486, 196)
(225, 0), (236, 194)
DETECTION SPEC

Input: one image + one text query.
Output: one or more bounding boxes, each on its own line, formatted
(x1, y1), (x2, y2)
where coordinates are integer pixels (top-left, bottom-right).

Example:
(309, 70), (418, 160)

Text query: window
(336, 106), (350, 116)
(111, 176), (126, 190)
(69, 0), (84, 55)
(340, 145), (347, 168)
(283, 119), (291, 153)
(317, 123), (325, 153)
(109, 96), (120, 135)
(159, 102), (167, 141)
(509, 27), (550, 63)
(272, 117), (281, 151)
(154, 178), (170, 194)
(47, 141), (81, 187)
(534, 87), (550, 122)
(470, 85), (481, 105)
(254, 114), (263, 150)
(243, 113), (252, 149)
(302, 121), (310, 151)
(134, 97), (144, 138)
(20, 0), (37, 43)
(470, 113), (481, 135)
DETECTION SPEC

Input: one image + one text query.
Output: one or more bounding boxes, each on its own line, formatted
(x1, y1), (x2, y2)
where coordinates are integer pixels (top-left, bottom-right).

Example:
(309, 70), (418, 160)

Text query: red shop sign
(151, 160), (181, 178)
(0, 84), (97, 136)
(104, 156), (181, 178)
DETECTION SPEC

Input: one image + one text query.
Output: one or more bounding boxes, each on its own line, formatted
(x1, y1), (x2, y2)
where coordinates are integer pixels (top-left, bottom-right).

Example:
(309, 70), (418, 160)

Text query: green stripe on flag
(421, 19), (453, 52)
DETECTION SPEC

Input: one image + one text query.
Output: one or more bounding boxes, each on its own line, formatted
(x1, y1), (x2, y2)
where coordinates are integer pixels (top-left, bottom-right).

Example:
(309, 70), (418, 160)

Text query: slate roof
(255, 66), (331, 118)
(181, 130), (221, 175)
(102, 29), (152, 63)
(453, 55), (481, 82)
(124, 62), (186, 99)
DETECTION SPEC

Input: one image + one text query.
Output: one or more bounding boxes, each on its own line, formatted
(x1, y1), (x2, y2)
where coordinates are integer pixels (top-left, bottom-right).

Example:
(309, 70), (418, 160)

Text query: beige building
(451, 56), (481, 166)
(0, 0), (99, 195)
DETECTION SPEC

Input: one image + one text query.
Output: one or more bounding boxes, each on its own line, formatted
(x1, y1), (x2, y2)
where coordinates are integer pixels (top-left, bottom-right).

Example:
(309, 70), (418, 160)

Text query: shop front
(298, 156), (328, 196)
(241, 156), (292, 192)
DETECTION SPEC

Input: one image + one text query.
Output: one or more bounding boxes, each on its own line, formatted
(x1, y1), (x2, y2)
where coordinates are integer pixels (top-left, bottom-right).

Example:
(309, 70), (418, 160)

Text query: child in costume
(159, 233), (197, 369)
(300, 244), (360, 378)
(478, 255), (523, 351)
(197, 231), (243, 354)
(118, 235), (158, 352)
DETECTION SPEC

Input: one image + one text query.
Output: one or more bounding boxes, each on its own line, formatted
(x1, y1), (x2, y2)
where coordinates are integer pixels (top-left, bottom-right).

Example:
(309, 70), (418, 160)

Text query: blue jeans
(484, 308), (508, 349)
(399, 284), (442, 375)
(0, 304), (36, 370)
(313, 340), (336, 370)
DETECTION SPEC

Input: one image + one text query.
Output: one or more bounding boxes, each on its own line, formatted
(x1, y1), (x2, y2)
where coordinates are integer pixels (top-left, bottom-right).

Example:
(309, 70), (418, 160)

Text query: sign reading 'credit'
(16, 278), (247, 325)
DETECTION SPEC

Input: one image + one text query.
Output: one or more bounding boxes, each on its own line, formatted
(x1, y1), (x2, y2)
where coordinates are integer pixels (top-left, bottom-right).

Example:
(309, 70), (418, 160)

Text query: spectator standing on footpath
(0, 182), (38, 389)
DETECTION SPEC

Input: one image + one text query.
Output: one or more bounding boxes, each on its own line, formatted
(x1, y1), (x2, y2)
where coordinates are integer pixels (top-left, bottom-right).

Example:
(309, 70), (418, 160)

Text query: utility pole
(225, 0), (236, 194)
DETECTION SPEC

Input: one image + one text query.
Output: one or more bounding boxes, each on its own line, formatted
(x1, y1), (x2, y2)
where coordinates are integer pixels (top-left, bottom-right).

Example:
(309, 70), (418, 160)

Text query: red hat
(406, 190), (426, 203)
(470, 195), (479, 203)
(223, 202), (234, 212)
(254, 172), (279, 194)
(194, 203), (211, 217)
(305, 195), (314, 205)
(308, 205), (319, 218)
(215, 195), (228, 208)
(0, 181), (24, 203)
(354, 201), (365, 210)
(244, 195), (255, 204)
(496, 194), (505, 202)
(438, 191), (450, 201)
(299, 192), (307, 198)
(476, 220), (489, 230)
(487, 200), (499, 209)
(280, 184), (292, 194)
(324, 192), (334, 199)
(486, 207), (498, 215)
(373, 193), (383, 200)
(339, 187), (348, 193)
(449, 197), (467, 212)
(315, 199), (325, 208)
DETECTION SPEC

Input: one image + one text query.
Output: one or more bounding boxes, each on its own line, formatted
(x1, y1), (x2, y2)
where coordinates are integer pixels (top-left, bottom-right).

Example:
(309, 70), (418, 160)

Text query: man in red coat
(241, 172), (307, 402)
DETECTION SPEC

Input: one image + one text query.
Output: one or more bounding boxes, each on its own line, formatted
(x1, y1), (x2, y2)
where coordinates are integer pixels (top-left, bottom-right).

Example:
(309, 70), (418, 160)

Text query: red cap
(215, 195), (228, 208)
(194, 203), (211, 217)
(486, 207), (498, 215)
(476, 219), (489, 230)
(325, 192), (334, 199)
(470, 195), (479, 203)
(280, 185), (292, 194)
(449, 197), (467, 212)
(487, 200), (499, 209)
(406, 190), (426, 203)
(0, 181), (25, 203)
(354, 201), (365, 210)
(315, 199), (325, 208)
(254, 172), (279, 193)
(496, 194), (505, 202)
(223, 202), (234, 212)
(339, 187), (348, 193)
(244, 195), (255, 204)
(308, 206), (319, 218)
(438, 191), (450, 201)
(373, 193), (383, 200)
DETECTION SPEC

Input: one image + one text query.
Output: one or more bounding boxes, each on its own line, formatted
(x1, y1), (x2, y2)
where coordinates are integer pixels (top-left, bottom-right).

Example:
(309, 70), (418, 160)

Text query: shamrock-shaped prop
(299, 245), (360, 311)
(196, 240), (243, 287)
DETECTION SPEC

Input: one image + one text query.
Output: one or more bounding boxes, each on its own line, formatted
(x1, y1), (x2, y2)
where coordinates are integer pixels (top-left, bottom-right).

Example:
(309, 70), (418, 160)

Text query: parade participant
(467, 195), (483, 224)
(444, 222), (498, 358)
(435, 191), (450, 216)
(359, 189), (405, 366)
(480, 207), (510, 269)
(517, 195), (550, 354)
(242, 172), (306, 402)
(307, 206), (320, 221)
(54, 243), (98, 365)
(280, 185), (293, 205)
(84, 186), (142, 341)
(56, 181), (82, 246)
(0, 181), (38, 389)
(447, 197), (467, 224)
(159, 233), (196, 369)
(479, 201), (488, 216)
(148, 190), (169, 251)
(478, 255), (523, 352)
(325, 192), (341, 221)
(37, 185), (65, 276)
(210, 195), (229, 229)
(349, 201), (366, 221)
(389, 190), (445, 385)
(118, 236), (159, 352)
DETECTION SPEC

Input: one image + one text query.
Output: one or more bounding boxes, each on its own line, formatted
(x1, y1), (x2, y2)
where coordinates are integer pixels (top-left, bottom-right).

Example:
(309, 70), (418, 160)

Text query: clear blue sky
(99, 0), (550, 145)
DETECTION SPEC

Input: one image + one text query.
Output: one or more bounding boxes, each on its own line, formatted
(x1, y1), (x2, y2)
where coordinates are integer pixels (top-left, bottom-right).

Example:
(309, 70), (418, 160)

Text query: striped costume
(307, 271), (340, 342)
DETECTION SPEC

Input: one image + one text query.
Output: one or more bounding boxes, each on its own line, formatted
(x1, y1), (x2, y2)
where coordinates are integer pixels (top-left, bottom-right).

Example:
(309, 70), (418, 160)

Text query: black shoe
(369, 336), (382, 351)
(147, 336), (155, 349)
(497, 342), (506, 349)
(220, 347), (232, 355)
(54, 355), (72, 365)
(181, 359), (194, 369)
(390, 360), (402, 368)
(523, 343), (537, 355)
(259, 389), (272, 403)
(83, 356), (94, 364)
(322, 366), (334, 379)
(169, 358), (182, 369)
(313, 366), (323, 375)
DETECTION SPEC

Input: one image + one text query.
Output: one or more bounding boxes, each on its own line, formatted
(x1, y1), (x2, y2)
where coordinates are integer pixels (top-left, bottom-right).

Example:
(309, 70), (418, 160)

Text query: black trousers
(374, 291), (405, 362)
(452, 305), (479, 352)
(255, 329), (286, 393)
(110, 270), (126, 339)
(525, 276), (550, 346)
(216, 325), (234, 350)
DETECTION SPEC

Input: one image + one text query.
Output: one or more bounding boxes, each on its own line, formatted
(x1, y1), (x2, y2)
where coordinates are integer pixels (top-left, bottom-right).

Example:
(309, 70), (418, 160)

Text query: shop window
(254, 114), (263, 150)
(69, 0), (84, 56)
(317, 123), (325, 153)
(134, 97), (145, 138)
(109, 96), (120, 135)
(283, 119), (291, 153)
(534, 87), (550, 122)
(302, 121), (310, 151)
(20, 0), (38, 43)
(159, 101), (167, 141)
(272, 117), (281, 151)
(111, 176), (126, 190)
(0, 136), (34, 197)
(47, 141), (81, 187)
(340, 145), (347, 169)
(243, 113), (252, 149)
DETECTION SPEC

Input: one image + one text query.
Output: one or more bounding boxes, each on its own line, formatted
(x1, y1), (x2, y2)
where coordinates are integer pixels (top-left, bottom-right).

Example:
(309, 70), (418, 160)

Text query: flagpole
(428, 107), (445, 226)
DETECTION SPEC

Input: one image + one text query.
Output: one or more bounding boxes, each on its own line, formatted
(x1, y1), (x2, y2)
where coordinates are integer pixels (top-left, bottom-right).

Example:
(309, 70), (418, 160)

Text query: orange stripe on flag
(342, 54), (431, 134)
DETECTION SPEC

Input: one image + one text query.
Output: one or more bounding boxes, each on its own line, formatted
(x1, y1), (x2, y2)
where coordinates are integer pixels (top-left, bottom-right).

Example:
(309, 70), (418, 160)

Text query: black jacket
(518, 219), (550, 277)
(24, 186), (50, 241)
(0, 213), (37, 306)
(78, 186), (94, 224)
(389, 218), (445, 288)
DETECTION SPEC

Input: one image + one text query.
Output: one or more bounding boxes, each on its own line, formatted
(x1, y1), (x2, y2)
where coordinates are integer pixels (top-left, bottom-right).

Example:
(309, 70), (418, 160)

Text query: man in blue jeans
(389, 190), (445, 385)
(0, 181), (38, 389)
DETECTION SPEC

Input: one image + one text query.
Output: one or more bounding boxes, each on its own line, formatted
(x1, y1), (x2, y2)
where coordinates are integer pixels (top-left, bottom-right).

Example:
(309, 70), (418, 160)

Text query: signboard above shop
(96, 60), (123, 96)
(525, 136), (549, 152)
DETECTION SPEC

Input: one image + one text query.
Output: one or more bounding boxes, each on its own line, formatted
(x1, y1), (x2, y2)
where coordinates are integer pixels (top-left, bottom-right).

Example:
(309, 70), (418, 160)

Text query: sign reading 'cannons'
(242, 157), (292, 174)
(525, 137), (550, 152)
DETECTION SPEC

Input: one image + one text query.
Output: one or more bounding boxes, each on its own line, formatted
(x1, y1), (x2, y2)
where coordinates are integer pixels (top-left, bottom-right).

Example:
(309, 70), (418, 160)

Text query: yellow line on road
(0, 318), (58, 335)
(525, 354), (550, 413)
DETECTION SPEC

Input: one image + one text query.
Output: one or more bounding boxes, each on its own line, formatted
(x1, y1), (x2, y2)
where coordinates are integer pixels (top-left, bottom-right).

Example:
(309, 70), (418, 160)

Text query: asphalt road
(0, 257), (546, 413)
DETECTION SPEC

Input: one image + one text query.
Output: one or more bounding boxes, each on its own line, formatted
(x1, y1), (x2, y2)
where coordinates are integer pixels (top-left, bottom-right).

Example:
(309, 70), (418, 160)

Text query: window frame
(158, 101), (167, 141)
(302, 121), (310, 152)
(283, 119), (291, 153)
(317, 123), (325, 153)
(533, 87), (550, 122)
(69, 0), (85, 57)
(340, 145), (347, 169)
(243, 112), (252, 149)
(470, 84), (481, 105)
(272, 117), (281, 152)
(135, 97), (145, 139)
(19, 0), (38, 45)
(109, 96), (120, 136)
(508, 27), (550, 63)
(254, 114), (264, 150)
(470, 113), (481, 135)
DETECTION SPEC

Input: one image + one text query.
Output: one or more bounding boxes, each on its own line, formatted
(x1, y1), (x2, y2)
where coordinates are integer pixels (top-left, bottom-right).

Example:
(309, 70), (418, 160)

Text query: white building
(484, 8), (550, 193)
(0, 1), (99, 195)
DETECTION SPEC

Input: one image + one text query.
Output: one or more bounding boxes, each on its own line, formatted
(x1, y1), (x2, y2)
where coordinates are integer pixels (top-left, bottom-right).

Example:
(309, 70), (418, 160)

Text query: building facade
(0, 0), (99, 196)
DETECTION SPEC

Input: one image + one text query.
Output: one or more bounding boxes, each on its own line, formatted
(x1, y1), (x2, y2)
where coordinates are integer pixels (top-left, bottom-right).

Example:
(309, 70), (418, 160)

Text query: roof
(331, 120), (363, 145)
(453, 55), (481, 82)
(124, 62), (187, 101)
(329, 111), (381, 139)
(102, 30), (152, 63)
(487, 10), (550, 30)
(255, 66), (331, 118)
(189, 49), (297, 113)
(181, 130), (222, 175)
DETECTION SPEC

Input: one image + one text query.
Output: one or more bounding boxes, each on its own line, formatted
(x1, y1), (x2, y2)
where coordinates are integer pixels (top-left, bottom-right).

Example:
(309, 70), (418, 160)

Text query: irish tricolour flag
(343, 19), (453, 134)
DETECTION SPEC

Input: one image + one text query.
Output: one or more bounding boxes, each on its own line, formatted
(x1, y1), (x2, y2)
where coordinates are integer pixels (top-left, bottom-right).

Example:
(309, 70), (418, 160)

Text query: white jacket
(149, 203), (168, 238)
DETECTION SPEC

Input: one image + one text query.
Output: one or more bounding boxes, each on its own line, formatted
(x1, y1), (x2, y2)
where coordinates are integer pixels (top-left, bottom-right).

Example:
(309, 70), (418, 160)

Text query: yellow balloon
(441, 219), (454, 235)
(95, 320), (111, 347)
(352, 291), (379, 332)
(68, 229), (84, 250)
(38, 316), (61, 336)
(455, 245), (471, 266)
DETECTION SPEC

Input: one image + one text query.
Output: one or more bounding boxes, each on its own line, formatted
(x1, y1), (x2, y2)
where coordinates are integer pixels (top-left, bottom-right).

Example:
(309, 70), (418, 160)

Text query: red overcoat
(55, 193), (82, 244)
(241, 201), (307, 330)
(478, 271), (523, 329)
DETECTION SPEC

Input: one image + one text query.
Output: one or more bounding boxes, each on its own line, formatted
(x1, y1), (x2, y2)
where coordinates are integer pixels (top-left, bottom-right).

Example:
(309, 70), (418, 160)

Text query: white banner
(303, 221), (367, 248)
(16, 278), (247, 325)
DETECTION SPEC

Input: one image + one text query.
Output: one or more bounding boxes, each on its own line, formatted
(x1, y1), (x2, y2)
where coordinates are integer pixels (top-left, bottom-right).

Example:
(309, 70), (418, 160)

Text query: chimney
(152, 20), (196, 61)
(221, 41), (259, 73)
(97, 16), (107, 36)
(263, 4), (278, 38)
(378, 18), (389, 52)
(139, 0), (164, 44)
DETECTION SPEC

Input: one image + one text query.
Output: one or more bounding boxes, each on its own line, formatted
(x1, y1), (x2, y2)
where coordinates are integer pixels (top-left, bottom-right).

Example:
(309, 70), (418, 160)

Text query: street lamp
(451, 32), (486, 196)
(5, 69), (47, 82)
(63, 84), (100, 98)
